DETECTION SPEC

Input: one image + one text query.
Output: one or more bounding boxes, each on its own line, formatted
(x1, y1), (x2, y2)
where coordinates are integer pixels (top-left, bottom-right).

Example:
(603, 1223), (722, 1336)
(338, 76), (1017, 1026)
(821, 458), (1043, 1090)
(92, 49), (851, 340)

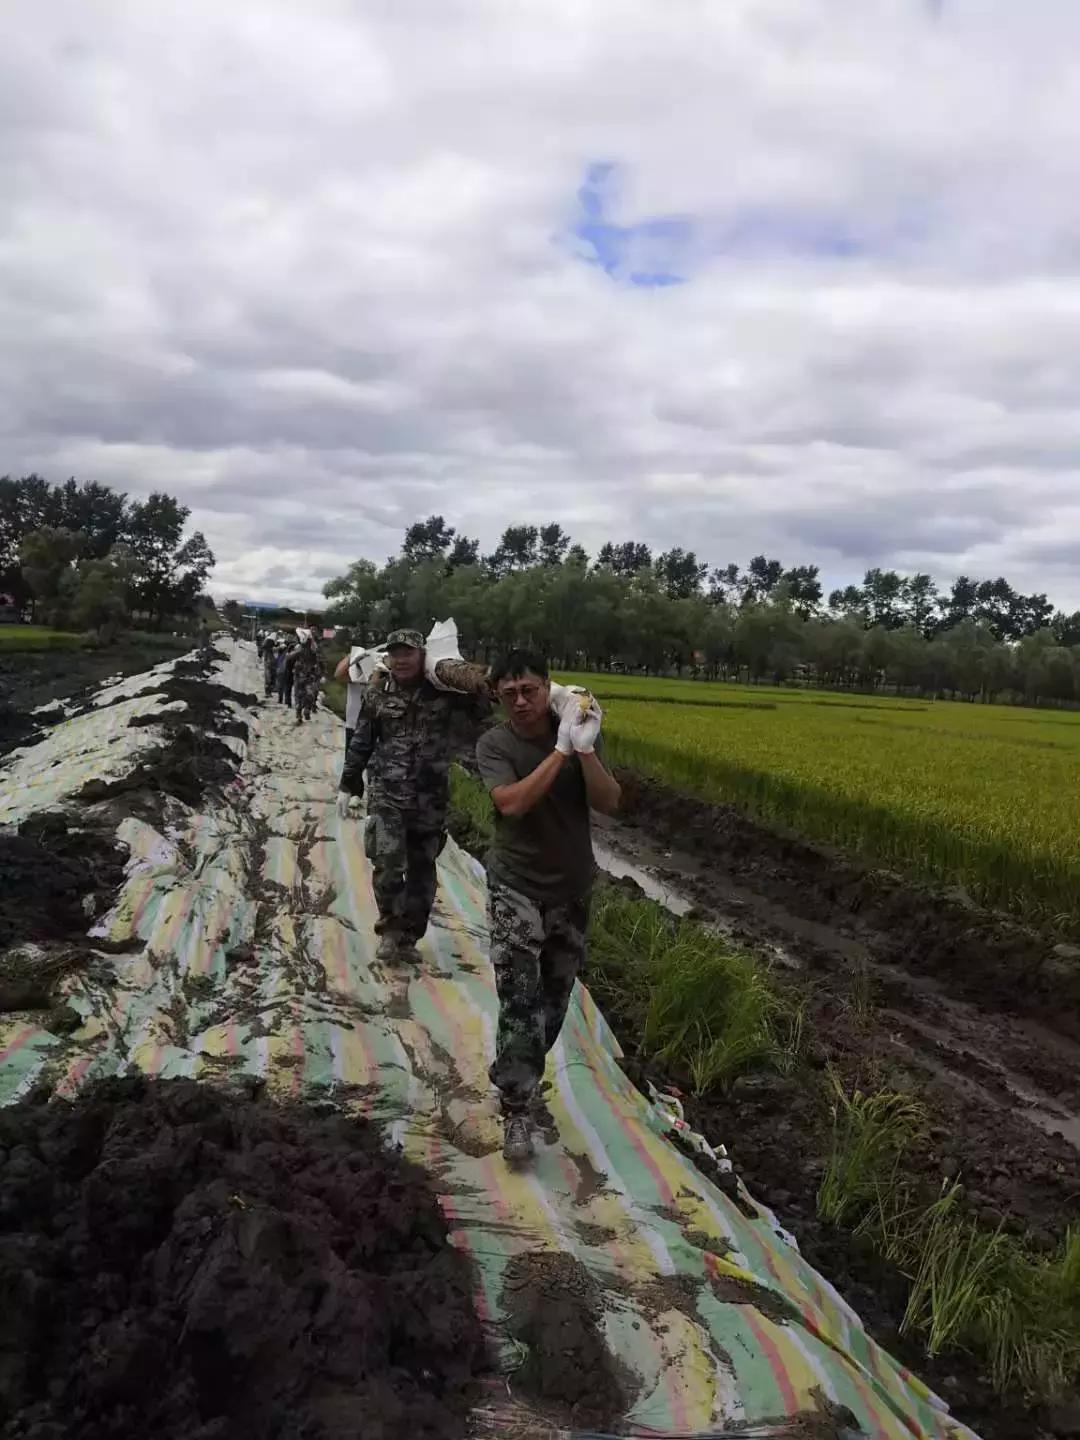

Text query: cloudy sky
(3, 0), (1080, 610)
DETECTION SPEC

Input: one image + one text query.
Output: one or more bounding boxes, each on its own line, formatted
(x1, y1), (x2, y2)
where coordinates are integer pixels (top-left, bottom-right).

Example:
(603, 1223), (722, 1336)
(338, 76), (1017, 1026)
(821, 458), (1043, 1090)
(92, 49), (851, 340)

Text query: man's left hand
(570, 708), (602, 754)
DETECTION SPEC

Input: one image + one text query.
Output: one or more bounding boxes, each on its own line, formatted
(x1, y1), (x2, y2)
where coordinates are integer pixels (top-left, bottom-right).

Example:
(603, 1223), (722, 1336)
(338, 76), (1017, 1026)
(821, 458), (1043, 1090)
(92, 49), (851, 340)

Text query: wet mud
(0, 811), (127, 953)
(603, 768), (1080, 1440)
(500, 1250), (634, 1430)
(616, 770), (1080, 1040)
(0, 640), (188, 758)
(0, 1076), (489, 1440)
(76, 725), (241, 813)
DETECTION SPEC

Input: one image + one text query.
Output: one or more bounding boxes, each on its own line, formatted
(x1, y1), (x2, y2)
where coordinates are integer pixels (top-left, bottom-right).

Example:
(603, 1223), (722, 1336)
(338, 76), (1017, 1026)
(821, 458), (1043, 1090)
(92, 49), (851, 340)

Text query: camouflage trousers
(262, 654), (276, 696)
(487, 879), (589, 1114)
(366, 807), (444, 943)
(294, 672), (318, 719)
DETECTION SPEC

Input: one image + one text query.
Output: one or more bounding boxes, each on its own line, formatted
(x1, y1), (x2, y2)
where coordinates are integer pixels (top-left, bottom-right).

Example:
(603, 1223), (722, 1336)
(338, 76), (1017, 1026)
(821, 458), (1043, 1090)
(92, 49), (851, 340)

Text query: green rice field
(556, 671), (1080, 931)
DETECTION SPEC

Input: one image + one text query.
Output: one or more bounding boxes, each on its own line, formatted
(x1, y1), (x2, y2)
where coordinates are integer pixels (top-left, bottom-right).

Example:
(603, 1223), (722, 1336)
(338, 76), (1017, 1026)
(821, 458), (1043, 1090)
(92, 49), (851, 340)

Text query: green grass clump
(820, 1080), (1080, 1401)
(0, 626), (85, 651)
(448, 762), (494, 857)
(588, 886), (802, 1095)
(817, 1077), (927, 1227)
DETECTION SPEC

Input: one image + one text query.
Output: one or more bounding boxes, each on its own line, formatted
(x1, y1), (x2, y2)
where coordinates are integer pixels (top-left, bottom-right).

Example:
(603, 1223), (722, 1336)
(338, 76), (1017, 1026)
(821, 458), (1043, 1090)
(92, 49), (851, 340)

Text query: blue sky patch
(572, 162), (690, 286)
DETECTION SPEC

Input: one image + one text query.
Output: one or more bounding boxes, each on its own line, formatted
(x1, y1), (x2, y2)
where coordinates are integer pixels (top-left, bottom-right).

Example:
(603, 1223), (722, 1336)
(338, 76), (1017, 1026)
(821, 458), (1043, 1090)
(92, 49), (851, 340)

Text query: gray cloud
(3, 0), (1080, 610)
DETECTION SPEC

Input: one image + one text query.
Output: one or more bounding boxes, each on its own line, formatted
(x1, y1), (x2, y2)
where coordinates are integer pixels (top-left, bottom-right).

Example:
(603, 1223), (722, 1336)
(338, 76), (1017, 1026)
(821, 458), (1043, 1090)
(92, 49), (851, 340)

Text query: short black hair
(489, 648), (549, 687)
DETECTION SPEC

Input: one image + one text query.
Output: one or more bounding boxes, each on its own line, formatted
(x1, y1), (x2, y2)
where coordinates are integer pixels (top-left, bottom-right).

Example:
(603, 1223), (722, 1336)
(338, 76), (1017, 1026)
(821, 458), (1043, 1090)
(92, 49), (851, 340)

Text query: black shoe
(375, 933), (398, 963)
(503, 1114), (534, 1164)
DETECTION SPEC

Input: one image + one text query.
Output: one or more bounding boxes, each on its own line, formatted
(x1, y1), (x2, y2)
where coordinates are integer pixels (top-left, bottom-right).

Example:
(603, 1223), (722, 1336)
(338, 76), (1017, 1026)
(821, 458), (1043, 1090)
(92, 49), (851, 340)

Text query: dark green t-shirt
(475, 719), (605, 903)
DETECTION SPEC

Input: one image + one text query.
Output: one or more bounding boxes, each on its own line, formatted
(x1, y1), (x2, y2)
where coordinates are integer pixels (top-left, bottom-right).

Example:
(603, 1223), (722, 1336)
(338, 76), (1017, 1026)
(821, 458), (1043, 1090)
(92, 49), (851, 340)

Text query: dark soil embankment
(617, 769), (1080, 1043)
(0, 811), (127, 952)
(0, 811), (129, 1024)
(0, 1076), (489, 1440)
(0, 639), (189, 758)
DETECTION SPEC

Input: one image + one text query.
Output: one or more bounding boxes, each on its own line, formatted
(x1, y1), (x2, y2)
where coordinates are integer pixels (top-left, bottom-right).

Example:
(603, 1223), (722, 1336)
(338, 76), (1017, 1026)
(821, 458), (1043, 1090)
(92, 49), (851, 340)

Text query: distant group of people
(256, 629), (322, 724)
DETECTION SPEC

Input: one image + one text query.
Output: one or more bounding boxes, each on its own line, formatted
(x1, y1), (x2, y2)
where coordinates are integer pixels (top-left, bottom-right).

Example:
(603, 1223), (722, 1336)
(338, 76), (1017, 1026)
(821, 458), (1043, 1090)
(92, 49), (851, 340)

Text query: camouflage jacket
(340, 676), (489, 824)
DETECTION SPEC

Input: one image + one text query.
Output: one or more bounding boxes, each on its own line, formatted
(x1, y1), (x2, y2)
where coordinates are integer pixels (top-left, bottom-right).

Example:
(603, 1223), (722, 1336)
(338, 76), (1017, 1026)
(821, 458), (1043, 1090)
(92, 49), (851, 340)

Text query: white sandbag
(548, 682), (597, 721)
(424, 618), (462, 690)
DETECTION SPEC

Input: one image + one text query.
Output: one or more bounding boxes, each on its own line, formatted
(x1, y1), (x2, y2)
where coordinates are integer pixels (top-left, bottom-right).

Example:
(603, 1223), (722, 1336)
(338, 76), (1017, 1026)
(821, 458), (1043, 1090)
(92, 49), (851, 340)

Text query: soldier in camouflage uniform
(476, 648), (620, 1164)
(338, 628), (490, 963)
(290, 631), (321, 724)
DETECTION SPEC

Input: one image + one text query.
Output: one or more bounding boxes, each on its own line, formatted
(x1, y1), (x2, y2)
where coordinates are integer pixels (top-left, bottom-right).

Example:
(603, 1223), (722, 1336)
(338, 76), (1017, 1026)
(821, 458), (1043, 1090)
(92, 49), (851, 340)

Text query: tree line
(0, 475), (215, 635)
(324, 516), (1080, 706)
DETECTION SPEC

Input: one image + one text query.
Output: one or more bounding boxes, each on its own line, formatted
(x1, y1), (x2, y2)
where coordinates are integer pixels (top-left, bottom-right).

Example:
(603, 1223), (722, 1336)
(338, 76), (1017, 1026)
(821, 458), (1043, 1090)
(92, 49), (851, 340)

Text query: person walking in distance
(291, 630), (321, 725)
(334, 646), (374, 757)
(261, 635), (278, 698)
(476, 649), (620, 1163)
(337, 628), (489, 963)
(276, 644), (294, 707)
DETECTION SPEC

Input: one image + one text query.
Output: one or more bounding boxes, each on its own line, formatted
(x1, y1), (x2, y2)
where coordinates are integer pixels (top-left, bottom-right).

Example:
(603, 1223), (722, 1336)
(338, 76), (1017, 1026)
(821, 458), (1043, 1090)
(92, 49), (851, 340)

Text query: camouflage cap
(384, 627), (425, 650)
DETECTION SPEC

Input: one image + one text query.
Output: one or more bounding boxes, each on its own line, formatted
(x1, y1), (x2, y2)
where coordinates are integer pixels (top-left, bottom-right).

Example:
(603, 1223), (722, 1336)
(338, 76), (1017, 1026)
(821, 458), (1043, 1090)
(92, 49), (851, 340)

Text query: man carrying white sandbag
(337, 625), (490, 964)
(475, 648), (620, 1164)
(334, 645), (381, 757)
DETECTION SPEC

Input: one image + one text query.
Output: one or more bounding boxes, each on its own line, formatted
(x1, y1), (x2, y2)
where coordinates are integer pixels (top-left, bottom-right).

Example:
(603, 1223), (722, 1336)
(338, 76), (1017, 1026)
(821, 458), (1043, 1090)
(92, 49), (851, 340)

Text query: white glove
(548, 683), (593, 723)
(336, 791), (352, 819)
(555, 711), (575, 756)
(571, 705), (602, 754)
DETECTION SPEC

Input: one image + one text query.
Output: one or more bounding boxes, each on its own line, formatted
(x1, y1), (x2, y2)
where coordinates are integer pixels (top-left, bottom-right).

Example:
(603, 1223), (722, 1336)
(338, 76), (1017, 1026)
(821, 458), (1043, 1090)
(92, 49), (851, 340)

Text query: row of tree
(323, 517), (1080, 705)
(1, 475), (215, 634)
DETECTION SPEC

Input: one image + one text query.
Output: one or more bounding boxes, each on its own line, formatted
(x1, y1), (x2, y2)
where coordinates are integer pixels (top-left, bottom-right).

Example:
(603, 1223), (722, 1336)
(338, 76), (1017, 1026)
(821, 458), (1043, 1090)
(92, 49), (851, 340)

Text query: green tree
(654, 547), (707, 599)
(596, 540), (651, 575)
(322, 558), (382, 636)
(64, 547), (135, 641)
(222, 599), (243, 629)
(487, 524), (538, 576)
(125, 494), (215, 629)
(19, 526), (82, 625)
(446, 534), (480, 570)
(538, 523), (570, 566)
(402, 515), (455, 564)
(901, 573), (939, 635)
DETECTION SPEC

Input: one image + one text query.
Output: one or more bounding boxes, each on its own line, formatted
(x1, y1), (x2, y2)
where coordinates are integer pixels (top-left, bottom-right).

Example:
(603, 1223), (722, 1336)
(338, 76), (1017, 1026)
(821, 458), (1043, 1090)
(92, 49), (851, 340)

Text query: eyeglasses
(498, 683), (543, 702)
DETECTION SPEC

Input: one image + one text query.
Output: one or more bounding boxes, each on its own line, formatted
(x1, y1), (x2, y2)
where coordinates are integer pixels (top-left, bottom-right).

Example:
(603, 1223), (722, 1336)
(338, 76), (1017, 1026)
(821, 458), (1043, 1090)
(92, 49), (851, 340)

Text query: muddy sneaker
(502, 1114), (534, 1164)
(396, 939), (421, 964)
(375, 933), (398, 963)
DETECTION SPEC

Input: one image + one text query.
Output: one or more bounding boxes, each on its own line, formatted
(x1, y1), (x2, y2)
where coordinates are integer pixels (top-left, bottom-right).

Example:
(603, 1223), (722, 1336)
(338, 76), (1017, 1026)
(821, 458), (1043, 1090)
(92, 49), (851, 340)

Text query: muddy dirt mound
(0, 642), (190, 758)
(77, 726), (241, 812)
(618, 769), (1080, 1042)
(501, 1250), (634, 1430)
(0, 1076), (487, 1440)
(0, 811), (127, 951)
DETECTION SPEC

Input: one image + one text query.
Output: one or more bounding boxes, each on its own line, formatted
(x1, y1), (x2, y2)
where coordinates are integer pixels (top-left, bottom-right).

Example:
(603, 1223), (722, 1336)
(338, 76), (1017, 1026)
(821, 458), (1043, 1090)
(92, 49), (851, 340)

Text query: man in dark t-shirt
(476, 649), (621, 1163)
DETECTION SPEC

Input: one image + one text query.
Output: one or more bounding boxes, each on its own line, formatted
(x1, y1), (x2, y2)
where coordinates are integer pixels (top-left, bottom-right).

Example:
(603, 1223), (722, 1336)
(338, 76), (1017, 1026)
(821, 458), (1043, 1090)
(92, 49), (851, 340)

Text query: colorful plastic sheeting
(0, 643), (979, 1439)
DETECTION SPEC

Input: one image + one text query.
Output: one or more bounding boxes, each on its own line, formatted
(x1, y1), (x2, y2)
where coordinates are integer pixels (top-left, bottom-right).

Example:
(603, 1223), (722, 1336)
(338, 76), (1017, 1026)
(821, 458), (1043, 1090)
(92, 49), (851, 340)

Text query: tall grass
(821, 1079), (1080, 1399)
(588, 887), (803, 1095)
(448, 763), (494, 857)
(816, 1077), (927, 1227)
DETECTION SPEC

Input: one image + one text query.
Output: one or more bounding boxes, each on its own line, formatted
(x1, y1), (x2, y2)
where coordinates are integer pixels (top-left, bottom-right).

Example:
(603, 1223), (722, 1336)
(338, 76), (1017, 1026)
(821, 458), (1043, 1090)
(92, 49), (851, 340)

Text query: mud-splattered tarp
(0, 643), (977, 1440)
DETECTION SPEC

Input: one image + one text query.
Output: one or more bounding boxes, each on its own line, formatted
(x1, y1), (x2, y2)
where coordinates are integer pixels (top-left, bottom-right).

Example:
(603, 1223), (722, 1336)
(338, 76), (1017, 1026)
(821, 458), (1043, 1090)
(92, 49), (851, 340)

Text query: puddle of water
(593, 841), (805, 971)
(593, 841), (694, 916)
(1024, 1106), (1080, 1150)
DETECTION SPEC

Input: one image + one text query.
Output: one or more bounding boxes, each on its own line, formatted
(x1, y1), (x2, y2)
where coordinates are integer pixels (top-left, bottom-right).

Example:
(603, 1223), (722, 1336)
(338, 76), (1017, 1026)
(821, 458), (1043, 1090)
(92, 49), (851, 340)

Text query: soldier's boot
(396, 936), (421, 964)
(502, 1114), (534, 1165)
(375, 933), (398, 963)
